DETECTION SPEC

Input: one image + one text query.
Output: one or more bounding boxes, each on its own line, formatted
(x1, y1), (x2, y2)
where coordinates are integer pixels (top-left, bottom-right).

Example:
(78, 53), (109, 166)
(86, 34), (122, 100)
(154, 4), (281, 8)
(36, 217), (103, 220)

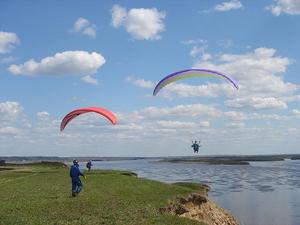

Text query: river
(84, 159), (300, 225)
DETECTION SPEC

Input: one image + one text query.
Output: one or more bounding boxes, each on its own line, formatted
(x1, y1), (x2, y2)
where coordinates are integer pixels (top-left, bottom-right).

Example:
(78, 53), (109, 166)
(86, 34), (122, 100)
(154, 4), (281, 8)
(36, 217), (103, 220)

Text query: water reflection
(87, 159), (300, 225)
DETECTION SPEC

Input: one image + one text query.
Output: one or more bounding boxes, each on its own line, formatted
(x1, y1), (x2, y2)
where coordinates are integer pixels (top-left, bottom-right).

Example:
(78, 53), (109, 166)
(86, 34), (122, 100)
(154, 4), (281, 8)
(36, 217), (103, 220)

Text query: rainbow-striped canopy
(153, 69), (239, 96)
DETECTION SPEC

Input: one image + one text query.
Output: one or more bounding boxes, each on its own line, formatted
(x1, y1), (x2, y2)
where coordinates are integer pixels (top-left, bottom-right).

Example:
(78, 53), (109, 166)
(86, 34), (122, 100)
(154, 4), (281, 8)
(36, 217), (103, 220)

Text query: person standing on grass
(70, 160), (86, 197)
(86, 160), (92, 171)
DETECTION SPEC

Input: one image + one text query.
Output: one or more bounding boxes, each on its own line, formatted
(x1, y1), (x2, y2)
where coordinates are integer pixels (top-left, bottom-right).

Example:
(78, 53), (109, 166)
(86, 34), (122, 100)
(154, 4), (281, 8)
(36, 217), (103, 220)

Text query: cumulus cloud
(157, 120), (197, 129)
(126, 76), (154, 88)
(292, 109), (300, 116)
(141, 104), (222, 118)
(181, 39), (207, 45)
(111, 4), (166, 40)
(72, 17), (96, 38)
(267, 0), (300, 16)
(127, 47), (298, 109)
(1, 100), (299, 155)
(224, 111), (290, 121)
(8, 51), (105, 77)
(226, 97), (288, 110)
(183, 39), (209, 59)
(224, 111), (248, 121)
(226, 122), (245, 128)
(280, 95), (300, 102)
(194, 47), (297, 100)
(116, 104), (220, 126)
(214, 0), (243, 12)
(0, 101), (23, 121)
(37, 111), (50, 120)
(162, 83), (234, 98)
(0, 31), (20, 54)
(81, 75), (99, 85)
(0, 126), (21, 135)
(127, 77), (232, 98)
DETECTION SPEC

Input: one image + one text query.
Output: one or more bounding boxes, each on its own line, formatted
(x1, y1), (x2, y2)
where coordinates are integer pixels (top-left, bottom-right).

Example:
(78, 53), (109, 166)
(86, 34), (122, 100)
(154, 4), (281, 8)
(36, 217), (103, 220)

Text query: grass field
(0, 162), (205, 225)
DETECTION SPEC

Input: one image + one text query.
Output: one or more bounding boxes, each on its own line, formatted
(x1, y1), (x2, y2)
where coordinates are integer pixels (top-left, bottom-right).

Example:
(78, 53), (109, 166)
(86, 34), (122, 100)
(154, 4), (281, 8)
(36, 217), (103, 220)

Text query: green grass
(0, 163), (205, 225)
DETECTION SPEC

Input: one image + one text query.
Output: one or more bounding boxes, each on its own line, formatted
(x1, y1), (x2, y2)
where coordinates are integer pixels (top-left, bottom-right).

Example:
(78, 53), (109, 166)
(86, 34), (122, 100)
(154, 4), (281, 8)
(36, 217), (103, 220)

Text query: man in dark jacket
(70, 160), (85, 197)
(86, 160), (92, 171)
(191, 141), (201, 153)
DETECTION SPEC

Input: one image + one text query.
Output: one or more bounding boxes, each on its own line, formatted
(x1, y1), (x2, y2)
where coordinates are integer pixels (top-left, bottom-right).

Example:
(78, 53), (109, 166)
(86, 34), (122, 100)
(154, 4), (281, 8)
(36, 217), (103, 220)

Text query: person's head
(73, 159), (78, 165)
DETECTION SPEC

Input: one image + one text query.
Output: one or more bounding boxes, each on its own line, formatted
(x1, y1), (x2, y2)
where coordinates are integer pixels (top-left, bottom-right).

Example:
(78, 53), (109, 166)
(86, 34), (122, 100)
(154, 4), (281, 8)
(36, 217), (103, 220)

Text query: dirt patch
(160, 193), (239, 225)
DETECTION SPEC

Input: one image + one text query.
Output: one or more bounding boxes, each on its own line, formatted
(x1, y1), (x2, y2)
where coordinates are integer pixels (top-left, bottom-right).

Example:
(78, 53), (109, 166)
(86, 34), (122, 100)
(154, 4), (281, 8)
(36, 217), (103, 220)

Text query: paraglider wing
(60, 107), (117, 131)
(153, 69), (239, 96)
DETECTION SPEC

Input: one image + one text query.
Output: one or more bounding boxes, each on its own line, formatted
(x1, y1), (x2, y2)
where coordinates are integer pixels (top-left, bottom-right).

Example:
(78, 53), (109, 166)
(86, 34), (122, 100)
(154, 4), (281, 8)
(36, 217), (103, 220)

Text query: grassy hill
(0, 162), (205, 225)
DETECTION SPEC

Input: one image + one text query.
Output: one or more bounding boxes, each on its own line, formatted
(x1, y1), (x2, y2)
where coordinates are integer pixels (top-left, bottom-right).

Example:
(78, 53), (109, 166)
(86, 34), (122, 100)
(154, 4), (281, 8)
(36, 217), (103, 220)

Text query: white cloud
(194, 48), (296, 99)
(226, 122), (245, 128)
(0, 31), (20, 54)
(184, 39), (209, 59)
(141, 104), (222, 118)
(292, 109), (300, 116)
(225, 97), (288, 110)
(111, 5), (127, 27)
(115, 104), (220, 128)
(249, 113), (289, 120)
(73, 17), (89, 32)
(181, 39), (207, 45)
(280, 95), (300, 102)
(161, 83), (233, 98)
(199, 121), (210, 127)
(82, 27), (96, 38)
(267, 0), (300, 16)
(72, 17), (96, 38)
(37, 111), (50, 120)
(190, 46), (205, 58)
(224, 111), (248, 121)
(111, 5), (166, 40)
(224, 111), (290, 121)
(214, 0), (243, 12)
(1, 101), (299, 155)
(126, 76), (154, 88)
(127, 48), (298, 108)
(81, 75), (99, 85)
(8, 51), (105, 77)
(157, 120), (197, 129)
(0, 101), (23, 121)
(201, 53), (212, 61)
(0, 126), (21, 135)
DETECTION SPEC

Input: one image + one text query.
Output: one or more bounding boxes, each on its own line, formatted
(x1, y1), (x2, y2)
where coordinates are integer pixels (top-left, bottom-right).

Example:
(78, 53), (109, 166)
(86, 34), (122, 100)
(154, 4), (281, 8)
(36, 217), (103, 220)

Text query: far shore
(156, 154), (300, 165)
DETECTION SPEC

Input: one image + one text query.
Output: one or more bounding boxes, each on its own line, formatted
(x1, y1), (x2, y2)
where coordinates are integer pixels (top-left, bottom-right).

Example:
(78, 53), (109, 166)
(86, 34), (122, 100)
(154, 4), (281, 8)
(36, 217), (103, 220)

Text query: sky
(0, 0), (300, 157)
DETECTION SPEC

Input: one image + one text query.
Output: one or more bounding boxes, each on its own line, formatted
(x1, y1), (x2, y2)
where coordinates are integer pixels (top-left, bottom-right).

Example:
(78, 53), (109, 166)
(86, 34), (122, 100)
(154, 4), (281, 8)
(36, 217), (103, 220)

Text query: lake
(84, 159), (300, 225)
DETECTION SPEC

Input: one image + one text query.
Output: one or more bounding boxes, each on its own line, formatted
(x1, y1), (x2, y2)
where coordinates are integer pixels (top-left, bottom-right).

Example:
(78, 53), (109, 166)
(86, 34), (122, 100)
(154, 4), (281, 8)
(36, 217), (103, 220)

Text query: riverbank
(0, 162), (239, 225)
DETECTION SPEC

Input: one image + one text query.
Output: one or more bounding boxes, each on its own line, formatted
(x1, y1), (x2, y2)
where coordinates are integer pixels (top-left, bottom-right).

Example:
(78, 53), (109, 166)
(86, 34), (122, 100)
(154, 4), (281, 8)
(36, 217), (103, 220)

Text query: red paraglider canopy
(60, 107), (117, 131)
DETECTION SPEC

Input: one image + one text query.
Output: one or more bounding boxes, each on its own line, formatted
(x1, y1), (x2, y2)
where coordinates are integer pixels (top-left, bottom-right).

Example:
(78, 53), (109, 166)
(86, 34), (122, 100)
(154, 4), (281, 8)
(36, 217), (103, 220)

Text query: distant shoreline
(157, 155), (292, 165)
(1, 154), (300, 165)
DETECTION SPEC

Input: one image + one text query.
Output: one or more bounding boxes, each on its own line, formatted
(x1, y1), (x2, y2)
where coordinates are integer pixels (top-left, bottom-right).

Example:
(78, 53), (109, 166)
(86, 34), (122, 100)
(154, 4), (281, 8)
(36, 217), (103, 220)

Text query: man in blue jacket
(70, 160), (86, 197)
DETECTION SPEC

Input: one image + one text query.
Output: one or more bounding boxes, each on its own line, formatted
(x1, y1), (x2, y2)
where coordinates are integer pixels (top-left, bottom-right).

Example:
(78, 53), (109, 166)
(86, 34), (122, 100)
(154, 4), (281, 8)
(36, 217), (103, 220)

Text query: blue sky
(0, 0), (300, 156)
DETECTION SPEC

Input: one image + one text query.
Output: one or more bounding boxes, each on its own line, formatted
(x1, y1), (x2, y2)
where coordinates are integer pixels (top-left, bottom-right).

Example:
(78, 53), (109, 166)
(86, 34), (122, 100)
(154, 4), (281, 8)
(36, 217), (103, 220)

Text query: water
(83, 159), (300, 225)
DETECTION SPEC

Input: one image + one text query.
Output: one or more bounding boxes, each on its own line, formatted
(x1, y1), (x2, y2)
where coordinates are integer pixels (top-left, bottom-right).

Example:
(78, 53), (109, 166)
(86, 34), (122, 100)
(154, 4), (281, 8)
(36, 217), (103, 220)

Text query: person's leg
(71, 179), (77, 197)
(76, 179), (82, 194)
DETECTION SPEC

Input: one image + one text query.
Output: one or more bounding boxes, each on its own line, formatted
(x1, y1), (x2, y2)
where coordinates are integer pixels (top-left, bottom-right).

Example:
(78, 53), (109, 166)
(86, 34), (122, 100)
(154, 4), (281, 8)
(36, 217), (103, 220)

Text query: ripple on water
(253, 184), (275, 192)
